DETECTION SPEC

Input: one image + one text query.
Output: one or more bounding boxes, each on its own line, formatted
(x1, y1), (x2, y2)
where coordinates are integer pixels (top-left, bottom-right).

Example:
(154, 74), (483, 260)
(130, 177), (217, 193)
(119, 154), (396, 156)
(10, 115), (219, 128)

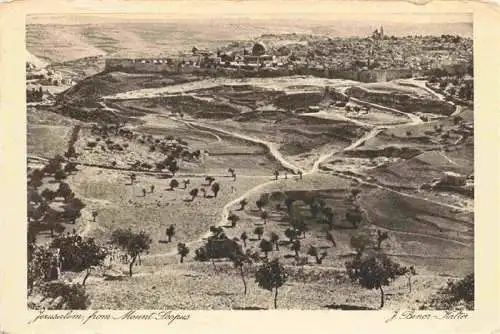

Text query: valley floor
(27, 76), (474, 310)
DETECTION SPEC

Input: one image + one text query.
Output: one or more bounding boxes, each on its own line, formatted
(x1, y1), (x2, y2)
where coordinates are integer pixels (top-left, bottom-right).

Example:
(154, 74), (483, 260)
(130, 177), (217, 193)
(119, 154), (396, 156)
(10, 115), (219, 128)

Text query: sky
(29, 13), (472, 25)
(27, 12), (473, 39)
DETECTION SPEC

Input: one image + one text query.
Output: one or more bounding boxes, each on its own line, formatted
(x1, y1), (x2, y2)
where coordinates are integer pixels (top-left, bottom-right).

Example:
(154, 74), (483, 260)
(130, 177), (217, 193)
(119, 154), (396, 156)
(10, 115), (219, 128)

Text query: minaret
(380, 25), (384, 39)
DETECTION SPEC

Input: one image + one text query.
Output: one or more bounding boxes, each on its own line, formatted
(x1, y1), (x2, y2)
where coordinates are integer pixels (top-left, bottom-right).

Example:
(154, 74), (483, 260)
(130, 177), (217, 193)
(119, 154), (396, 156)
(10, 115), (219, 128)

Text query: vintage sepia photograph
(26, 12), (474, 311)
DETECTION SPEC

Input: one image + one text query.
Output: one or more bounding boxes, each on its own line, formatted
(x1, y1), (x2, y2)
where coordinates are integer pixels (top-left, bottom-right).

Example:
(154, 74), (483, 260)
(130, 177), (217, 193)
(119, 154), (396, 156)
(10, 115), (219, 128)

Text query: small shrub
(40, 282), (90, 309)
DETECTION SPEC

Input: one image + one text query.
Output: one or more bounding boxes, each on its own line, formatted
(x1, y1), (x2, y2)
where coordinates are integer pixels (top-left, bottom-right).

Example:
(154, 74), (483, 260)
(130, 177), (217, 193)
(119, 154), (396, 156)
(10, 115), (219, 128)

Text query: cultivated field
(84, 261), (453, 310)
(28, 71), (474, 310)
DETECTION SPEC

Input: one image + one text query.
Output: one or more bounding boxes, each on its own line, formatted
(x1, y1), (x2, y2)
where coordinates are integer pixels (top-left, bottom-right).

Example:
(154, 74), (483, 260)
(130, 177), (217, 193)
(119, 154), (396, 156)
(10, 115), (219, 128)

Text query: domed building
(252, 42), (266, 56)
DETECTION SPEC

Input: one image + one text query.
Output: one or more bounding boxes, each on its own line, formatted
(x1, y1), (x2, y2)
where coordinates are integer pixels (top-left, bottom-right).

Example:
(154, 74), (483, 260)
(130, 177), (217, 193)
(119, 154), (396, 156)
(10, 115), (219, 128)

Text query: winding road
(59, 82), (472, 262)
(138, 94), (472, 260)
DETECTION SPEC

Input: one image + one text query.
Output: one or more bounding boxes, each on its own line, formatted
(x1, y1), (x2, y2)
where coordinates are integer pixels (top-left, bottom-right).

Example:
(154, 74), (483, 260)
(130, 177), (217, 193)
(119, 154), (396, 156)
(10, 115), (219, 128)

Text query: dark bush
(40, 282), (90, 309)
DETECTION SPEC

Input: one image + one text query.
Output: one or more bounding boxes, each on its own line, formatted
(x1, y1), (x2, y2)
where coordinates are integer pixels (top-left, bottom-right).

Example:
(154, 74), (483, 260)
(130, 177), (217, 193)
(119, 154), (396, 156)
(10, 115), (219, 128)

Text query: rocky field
(28, 70), (474, 310)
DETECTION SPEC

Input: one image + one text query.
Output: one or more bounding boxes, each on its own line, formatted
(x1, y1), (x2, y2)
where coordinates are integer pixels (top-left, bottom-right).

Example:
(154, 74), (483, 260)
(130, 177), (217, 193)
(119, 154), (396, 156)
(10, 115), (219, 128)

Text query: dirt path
(183, 122), (223, 142)
(348, 97), (424, 124)
(328, 170), (472, 213)
(93, 257), (463, 283)
(86, 86), (472, 263)
(371, 224), (472, 247)
(103, 76), (359, 100)
(439, 151), (460, 166)
(301, 111), (376, 128)
(396, 79), (464, 118)
(176, 118), (305, 174)
(143, 118), (471, 261)
(396, 79), (448, 102)
(451, 105), (463, 116)
(28, 156), (273, 179)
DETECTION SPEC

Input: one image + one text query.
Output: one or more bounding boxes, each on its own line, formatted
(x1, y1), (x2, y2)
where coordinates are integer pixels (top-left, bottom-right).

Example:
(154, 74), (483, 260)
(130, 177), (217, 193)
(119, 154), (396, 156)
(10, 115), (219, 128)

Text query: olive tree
(284, 228), (297, 242)
(307, 246), (327, 264)
(166, 225), (175, 242)
(177, 243), (190, 263)
(376, 230), (389, 250)
(169, 179), (179, 190)
(345, 253), (407, 308)
(269, 232), (280, 251)
(189, 188), (199, 201)
(110, 229), (152, 277)
(346, 208), (362, 228)
(290, 239), (301, 258)
(259, 239), (273, 259)
(228, 213), (240, 227)
(260, 210), (269, 224)
(255, 258), (288, 309)
(230, 251), (253, 295)
(211, 182), (220, 197)
(254, 226), (264, 240)
(240, 232), (248, 247)
(50, 233), (107, 285)
(239, 198), (248, 210)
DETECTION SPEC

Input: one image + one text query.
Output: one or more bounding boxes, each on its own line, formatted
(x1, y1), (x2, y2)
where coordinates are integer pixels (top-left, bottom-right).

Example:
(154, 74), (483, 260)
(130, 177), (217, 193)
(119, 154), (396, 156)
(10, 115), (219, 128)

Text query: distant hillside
(26, 19), (472, 64)
(26, 50), (48, 68)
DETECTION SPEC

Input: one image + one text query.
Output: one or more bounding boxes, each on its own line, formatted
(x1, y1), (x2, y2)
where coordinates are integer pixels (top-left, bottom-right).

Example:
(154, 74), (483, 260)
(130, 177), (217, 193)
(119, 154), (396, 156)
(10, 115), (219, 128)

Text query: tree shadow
(331, 225), (357, 230)
(323, 303), (375, 310)
(233, 306), (268, 310)
(206, 291), (237, 297)
(283, 254), (296, 259)
(103, 274), (127, 281)
(183, 198), (194, 202)
(222, 224), (234, 228)
(158, 240), (170, 244)
(206, 195), (214, 199)
(338, 253), (357, 259)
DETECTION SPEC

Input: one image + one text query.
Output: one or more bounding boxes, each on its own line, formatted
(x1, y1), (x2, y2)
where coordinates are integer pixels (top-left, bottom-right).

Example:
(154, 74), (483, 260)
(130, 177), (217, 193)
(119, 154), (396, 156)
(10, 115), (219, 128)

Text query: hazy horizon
(28, 12), (472, 24)
(26, 13), (472, 63)
(28, 14), (472, 38)
(26, 14), (472, 39)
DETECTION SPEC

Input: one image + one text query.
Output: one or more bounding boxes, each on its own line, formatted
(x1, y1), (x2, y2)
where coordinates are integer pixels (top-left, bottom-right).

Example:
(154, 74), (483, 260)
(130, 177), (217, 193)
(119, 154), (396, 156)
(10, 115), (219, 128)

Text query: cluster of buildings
(26, 63), (73, 86)
(26, 62), (75, 103)
(372, 26), (385, 40)
(104, 29), (473, 82)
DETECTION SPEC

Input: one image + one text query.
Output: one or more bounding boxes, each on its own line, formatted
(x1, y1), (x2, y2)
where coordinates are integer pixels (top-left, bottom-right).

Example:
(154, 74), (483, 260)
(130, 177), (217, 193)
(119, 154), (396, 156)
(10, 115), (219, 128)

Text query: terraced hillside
(29, 68), (474, 311)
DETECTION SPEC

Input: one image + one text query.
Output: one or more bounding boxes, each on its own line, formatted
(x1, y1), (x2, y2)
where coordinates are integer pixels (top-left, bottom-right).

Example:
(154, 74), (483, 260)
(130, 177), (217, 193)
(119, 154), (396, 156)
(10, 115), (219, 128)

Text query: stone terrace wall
(105, 58), (182, 73)
(347, 85), (456, 115)
(105, 58), (416, 83)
